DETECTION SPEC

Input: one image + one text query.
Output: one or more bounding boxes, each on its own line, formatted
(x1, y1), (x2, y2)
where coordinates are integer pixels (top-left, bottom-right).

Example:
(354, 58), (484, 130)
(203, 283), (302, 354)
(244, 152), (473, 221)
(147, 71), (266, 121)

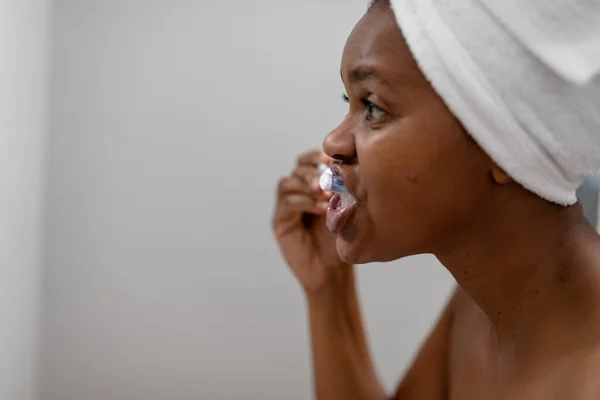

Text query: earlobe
(490, 166), (513, 185)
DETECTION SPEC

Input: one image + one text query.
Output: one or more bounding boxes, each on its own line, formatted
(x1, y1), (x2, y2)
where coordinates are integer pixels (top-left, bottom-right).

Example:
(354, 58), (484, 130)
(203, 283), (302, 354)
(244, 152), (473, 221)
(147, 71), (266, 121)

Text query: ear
(490, 165), (513, 185)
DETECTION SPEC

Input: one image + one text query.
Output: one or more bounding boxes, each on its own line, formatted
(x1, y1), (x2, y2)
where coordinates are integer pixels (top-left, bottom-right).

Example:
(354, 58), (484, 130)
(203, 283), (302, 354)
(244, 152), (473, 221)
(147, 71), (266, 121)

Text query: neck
(436, 193), (600, 347)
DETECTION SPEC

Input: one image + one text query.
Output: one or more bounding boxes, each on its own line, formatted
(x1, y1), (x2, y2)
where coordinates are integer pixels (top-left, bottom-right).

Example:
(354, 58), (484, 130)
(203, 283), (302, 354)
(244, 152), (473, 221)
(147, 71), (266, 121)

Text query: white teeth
(340, 190), (356, 208)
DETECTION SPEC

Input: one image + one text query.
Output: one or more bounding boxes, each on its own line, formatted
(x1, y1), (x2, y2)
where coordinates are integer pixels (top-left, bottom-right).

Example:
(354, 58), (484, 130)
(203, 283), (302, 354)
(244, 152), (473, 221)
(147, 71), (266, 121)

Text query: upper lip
(330, 163), (358, 200)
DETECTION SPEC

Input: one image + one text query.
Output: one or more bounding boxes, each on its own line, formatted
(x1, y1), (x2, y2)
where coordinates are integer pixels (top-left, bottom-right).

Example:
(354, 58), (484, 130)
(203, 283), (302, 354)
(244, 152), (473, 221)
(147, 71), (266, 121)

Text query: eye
(342, 93), (350, 103)
(361, 99), (385, 121)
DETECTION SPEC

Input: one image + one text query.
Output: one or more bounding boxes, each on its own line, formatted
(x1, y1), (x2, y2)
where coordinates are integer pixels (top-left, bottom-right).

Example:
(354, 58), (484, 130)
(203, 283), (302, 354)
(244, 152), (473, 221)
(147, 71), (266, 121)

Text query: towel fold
(389, 0), (600, 205)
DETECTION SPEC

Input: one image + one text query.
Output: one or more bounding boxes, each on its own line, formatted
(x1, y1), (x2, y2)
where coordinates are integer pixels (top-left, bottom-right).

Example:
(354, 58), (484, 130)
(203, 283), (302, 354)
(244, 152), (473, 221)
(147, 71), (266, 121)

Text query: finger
(297, 150), (331, 168)
(276, 194), (324, 221)
(293, 165), (321, 180)
(292, 165), (322, 191)
(277, 176), (314, 198)
(313, 201), (330, 213)
(273, 199), (328, 237)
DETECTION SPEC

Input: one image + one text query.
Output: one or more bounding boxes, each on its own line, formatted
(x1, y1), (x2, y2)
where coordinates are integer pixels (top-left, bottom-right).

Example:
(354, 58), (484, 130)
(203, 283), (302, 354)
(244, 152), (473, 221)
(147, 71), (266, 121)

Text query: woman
(273, 1), (600, 399)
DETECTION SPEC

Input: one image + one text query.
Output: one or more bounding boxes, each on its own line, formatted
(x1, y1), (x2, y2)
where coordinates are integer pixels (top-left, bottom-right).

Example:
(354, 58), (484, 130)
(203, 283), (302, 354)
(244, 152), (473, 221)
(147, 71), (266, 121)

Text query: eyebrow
(341, 67), (392, 87)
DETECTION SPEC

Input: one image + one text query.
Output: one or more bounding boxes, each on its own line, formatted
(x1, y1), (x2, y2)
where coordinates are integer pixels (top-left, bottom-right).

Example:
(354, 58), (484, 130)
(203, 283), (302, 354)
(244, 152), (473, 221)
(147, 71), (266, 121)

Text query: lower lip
(326, 194), (357, 233)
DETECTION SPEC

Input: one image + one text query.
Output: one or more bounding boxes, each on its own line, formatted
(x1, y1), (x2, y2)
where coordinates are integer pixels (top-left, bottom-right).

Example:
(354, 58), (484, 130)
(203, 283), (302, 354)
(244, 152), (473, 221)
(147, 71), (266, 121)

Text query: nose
(323, 118), (356, 163)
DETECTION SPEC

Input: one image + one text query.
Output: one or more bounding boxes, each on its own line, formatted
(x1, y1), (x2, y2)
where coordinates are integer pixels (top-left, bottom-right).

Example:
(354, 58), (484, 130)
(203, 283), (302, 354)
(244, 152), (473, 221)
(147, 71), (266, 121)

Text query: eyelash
(342, 93), (384, 121)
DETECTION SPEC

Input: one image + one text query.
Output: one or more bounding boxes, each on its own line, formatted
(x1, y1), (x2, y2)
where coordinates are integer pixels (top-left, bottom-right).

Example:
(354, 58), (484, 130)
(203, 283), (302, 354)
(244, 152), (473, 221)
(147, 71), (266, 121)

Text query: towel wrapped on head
(389, 0), (600, 205)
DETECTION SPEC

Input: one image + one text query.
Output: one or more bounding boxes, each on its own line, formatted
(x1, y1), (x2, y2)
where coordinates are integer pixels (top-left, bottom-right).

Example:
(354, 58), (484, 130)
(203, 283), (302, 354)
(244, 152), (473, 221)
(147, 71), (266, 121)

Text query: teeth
(340, 190), (356, 208)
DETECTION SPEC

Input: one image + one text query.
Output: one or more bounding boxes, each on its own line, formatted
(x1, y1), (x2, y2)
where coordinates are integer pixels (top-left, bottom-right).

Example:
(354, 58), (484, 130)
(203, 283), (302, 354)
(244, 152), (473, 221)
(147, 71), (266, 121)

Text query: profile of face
(323, 4), (497, 264)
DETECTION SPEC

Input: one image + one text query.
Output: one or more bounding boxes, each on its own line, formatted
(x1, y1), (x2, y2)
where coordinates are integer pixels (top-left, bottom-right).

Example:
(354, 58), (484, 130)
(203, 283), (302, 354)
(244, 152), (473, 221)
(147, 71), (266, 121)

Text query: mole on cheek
(405, 172), (419, 183)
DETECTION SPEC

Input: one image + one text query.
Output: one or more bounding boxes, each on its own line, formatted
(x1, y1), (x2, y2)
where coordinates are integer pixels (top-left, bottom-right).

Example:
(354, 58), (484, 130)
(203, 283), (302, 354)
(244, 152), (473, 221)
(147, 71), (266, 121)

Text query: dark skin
(273, 3), (600, 399)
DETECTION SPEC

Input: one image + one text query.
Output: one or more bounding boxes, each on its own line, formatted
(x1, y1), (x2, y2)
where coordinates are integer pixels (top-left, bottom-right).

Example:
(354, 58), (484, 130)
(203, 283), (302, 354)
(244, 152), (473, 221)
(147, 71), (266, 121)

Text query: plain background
(0, 0), (49, 399)
(3, 0), (456, 399)
(40, 1), (455, 399)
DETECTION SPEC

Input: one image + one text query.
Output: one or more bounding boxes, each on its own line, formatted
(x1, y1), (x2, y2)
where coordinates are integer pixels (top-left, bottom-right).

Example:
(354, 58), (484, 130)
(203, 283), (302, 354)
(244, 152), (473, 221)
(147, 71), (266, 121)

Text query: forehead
(341, 8), (423, 87)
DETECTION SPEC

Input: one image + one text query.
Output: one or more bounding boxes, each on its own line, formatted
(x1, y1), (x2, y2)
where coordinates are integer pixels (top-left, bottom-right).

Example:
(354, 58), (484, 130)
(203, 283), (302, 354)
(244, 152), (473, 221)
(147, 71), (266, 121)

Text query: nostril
(322, 123), (356, 162)
(332, 154), (356, 164)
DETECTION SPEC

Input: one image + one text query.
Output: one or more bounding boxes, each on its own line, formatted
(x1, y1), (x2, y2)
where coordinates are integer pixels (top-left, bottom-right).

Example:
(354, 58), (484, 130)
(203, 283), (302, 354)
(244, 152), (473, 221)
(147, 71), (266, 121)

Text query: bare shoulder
(392, 286), (461, 400)
(430, 279), (600, 399)
(448, 286), (471, 310)
(580, 348), (600, 398)
(551, 343), (600, 399)
(392, 286), (499, 399)
(447, 285), (481, 321)
(507, 346), (600, 400)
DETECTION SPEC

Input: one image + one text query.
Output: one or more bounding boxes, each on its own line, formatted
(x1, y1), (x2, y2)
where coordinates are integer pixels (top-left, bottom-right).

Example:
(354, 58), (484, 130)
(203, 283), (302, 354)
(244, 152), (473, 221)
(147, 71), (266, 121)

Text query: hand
(273, 150), (351, 294)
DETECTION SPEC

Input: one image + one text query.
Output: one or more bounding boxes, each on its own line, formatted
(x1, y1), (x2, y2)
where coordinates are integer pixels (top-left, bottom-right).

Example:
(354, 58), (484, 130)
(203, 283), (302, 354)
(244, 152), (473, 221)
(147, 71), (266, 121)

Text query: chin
(336, 235), (417, 265)
(336, 236), (381, 265)
(335, 235), (363, 264)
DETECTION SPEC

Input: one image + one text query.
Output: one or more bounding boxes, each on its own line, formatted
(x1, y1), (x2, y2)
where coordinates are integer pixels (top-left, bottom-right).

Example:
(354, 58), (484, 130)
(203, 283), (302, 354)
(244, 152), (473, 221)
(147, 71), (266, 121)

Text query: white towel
(389, 0), (600, 205)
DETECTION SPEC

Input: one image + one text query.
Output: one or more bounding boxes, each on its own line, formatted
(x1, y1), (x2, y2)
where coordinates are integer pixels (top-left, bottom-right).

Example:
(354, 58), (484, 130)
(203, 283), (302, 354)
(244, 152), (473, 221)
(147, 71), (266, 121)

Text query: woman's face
(323, 5), (494, 264)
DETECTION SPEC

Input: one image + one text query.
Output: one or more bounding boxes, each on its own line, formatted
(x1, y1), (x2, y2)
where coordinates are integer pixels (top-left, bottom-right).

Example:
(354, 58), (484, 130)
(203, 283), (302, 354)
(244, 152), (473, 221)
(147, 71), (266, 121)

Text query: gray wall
(41, 1), (454, 399)
(0, 0), (50, 399)
(579, 173), (600, 227)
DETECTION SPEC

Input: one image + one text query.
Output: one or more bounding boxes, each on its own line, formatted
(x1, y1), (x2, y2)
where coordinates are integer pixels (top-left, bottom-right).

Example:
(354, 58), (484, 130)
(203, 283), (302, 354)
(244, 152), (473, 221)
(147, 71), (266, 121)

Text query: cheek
(356, 120), (451, 206)
(365, 172), (431, 235)
(357, 143), (429, 243)
(356, 115), (484, 238)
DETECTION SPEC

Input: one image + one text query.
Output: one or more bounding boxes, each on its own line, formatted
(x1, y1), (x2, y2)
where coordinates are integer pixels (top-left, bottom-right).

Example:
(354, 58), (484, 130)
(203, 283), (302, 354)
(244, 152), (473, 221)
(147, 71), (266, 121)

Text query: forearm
(307, 266), (387, 400)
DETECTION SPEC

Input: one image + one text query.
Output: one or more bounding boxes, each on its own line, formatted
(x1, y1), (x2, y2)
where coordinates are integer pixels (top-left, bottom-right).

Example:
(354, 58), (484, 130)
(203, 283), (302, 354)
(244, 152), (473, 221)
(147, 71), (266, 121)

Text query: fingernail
(312, 179), (321, 191)
(311, 203), (328, 214)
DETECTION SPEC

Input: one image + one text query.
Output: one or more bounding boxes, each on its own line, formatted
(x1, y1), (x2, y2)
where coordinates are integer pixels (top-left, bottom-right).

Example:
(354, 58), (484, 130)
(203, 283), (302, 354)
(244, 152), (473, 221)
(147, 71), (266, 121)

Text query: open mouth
(326, 190), (357, 233)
